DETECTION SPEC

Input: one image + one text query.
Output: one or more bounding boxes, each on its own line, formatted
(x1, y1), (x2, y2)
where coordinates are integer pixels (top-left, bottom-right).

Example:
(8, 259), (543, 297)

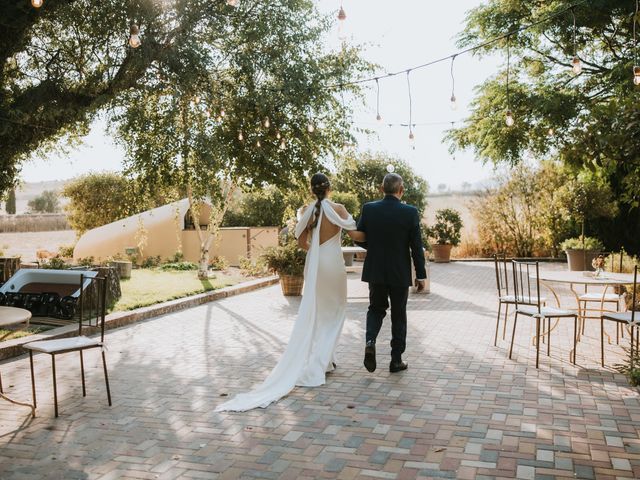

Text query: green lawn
(112, 268), (246, 311)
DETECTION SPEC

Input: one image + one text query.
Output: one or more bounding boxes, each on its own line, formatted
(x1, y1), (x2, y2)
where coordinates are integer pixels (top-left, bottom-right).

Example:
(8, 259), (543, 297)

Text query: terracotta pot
(565, 249), (600, 271)
(431, 244), (453, 263)
(279, 274), (304, 296)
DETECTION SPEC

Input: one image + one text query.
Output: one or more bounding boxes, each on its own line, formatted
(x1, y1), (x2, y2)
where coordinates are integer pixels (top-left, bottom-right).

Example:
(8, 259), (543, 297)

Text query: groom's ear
(378, 184), (384, 194)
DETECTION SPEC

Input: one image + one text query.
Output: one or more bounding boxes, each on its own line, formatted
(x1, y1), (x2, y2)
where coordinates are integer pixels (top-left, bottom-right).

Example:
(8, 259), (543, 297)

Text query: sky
(21, 0), (503, 191)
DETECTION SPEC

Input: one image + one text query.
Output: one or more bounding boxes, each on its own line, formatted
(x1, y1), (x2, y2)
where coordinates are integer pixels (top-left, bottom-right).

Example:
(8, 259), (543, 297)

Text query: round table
(0, 306), (35, 416)
(0, 305), (32, 328)
(536, 270), (634, 345)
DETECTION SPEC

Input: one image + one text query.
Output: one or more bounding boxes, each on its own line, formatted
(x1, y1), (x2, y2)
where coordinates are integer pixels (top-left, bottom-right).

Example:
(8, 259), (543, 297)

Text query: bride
(215, 173), (365, 412)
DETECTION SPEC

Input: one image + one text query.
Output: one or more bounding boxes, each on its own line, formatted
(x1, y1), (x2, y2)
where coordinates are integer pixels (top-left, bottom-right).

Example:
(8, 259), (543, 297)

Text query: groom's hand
(415, 279), (426, 292)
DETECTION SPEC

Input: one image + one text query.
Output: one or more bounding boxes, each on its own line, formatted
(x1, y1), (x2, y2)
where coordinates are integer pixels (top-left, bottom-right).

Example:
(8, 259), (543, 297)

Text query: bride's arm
(297, 228), (310, 251)
(333, 203), (366, 242)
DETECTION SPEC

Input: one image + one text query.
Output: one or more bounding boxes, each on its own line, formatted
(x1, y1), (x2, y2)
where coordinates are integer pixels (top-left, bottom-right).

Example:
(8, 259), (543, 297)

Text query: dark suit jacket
(356, 195), (426, 288)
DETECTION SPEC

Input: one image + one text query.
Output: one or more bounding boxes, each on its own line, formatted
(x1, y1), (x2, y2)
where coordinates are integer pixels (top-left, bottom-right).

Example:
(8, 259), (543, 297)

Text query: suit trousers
(366, 283), (409, 361)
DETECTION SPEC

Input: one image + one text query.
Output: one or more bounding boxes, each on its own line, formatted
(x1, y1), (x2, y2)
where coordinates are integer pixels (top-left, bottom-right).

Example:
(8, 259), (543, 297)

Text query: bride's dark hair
(308, 172), (330, 230)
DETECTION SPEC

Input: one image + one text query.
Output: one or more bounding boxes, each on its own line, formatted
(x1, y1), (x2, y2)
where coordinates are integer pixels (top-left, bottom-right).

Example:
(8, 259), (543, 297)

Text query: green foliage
(447, 1), (640, 237)
(160, 262), (198, 271)
(557, 172), (618, 228)
(40, 257), (70, 270)
(76, 256), (95, 267)
(5, 189), (16, 214)
(331, 191), (360, 219)
(238, 256), (270, 277)
(170, 251), (185, 263)
(209, 256), (229, 271)
(57, 244), (75, 258)
(62, 172), (178, 234)
(141, 256), (162, 269)
(261, 240), (306, 277)
(224, 186), (286, 227)
(27, 190), (60, 213)
(560, 236), (605, 252)
(334, 152), (428, 215)
(425, 209), (463, 246)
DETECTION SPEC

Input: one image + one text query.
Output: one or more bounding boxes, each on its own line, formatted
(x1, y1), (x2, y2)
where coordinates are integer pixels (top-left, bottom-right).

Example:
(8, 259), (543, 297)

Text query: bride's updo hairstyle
(308, 172), (331, 230)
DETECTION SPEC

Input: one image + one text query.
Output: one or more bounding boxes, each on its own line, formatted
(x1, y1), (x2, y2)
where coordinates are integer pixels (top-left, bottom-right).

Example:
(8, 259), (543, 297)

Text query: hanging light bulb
(376, 114), (383, 122)
(505, 110), (515, 127)
(129, 25), (141, 48)
(386, 164), (395, 173)
(216, 115), (222, 122)
(450, 94), (458, 111)
(279, 139), (286, 150)
(408, 131), (415, 144)
(572, 57), (582, 75)
(276, 130), (281, 140)
(307, 122), (315, 133)
(338, 5), (346, 21)
(256, 139), (261, 148)
(634, 66), (640, 86)
(548, 127), (554, 136)
(31, 0), (43, 8)
(263, 117), (270, 128)
(449, 55), (458, 111)
(220, 109), (226, 117)
(226, 0), (238, 6)
(238, 131), (244, 141)
(194, 96), (200, 104)
(375, 78), (383, 122)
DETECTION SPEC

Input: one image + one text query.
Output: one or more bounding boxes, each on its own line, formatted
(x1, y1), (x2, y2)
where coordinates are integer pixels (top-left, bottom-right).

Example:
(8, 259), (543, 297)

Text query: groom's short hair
(383, 173), (403, 194)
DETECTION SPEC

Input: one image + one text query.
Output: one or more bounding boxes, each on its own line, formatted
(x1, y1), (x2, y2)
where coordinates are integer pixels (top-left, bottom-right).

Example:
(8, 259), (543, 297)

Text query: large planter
(565, 249), (599, 271)
(432, 244), (453, 263)
(279, 274), (304, 296)
(109, 260), (132, 279)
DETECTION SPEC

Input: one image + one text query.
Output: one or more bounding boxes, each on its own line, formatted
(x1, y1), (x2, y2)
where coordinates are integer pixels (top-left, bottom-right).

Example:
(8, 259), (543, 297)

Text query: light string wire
(328, 0), (591, 90)
(375, 77), (381, 120)
(635, 0), (639, 66)
(572, 7), (578, 58)
(450, 54), (457, 103)
(507, 34), (511, 111)
(406, 70), (413, 139)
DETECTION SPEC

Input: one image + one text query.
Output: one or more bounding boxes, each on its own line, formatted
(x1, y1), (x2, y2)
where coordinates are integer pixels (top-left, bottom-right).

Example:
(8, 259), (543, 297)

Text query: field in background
(0, 230), (76, 261)
(424, 193), (478, 242)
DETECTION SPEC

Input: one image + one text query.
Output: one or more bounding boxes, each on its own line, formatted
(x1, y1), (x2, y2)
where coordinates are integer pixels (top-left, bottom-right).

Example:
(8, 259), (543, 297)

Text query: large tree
(447, 1), (640, 251)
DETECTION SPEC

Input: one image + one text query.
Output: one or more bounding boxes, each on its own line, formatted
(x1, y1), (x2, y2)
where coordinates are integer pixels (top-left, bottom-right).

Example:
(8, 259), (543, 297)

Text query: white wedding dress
(215, 200), (357, 412)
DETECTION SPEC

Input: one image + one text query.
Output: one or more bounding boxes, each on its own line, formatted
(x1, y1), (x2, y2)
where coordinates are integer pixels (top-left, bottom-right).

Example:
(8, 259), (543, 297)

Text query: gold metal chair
(601, 266), (638, 367)
(23, 275), (111, 417)
(509, 260), (578, 368)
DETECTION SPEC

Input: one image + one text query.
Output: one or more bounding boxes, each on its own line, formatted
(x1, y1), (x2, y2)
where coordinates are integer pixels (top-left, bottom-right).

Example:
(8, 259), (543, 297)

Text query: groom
(356, 173), (426, 373)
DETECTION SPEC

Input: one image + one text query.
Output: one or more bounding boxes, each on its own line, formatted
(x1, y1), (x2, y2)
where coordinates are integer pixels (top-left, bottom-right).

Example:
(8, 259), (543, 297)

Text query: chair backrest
(78, 274), (107, 341)
(494, 252), (510, 296)
(511, 260), (542, 312)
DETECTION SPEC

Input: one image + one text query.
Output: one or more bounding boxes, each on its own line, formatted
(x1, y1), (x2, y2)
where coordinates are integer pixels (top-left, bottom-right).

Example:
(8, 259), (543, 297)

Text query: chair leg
(573, 316), (578, 365)
(80, 351), (86, 397)
(502, 303), (509, 340)
(102, 351), (112, 407)
(0, 369), (3, 394)
(535, 317), (540, 369)
(581, 302), (586, 335)
(631, 327), (635, 371)
(51, 354), (58, 418)
(547, 317), (551, 356)
(509, 312), (519, 360)
(600, 318), (605, 367)
(494, 302), (502, 346)
(616, 322), (620, 344)
(29, 351), (37, 409)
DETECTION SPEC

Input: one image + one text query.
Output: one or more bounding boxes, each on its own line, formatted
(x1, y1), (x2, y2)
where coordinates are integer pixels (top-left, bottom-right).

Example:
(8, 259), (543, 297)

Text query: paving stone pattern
(1, 262), (639, 479)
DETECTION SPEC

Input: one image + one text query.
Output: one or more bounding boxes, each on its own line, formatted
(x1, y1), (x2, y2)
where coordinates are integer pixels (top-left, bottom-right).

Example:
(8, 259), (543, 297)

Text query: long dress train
(215, 200), (356, 412)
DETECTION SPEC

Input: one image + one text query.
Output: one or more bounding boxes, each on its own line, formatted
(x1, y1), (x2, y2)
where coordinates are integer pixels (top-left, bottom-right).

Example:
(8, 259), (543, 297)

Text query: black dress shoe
(389, 360), (408, 373)
(364, 341), (376, 372)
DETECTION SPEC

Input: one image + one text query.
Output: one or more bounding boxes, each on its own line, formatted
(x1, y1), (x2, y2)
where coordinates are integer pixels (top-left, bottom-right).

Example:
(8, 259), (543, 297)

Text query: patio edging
(0, 275), (279, 361)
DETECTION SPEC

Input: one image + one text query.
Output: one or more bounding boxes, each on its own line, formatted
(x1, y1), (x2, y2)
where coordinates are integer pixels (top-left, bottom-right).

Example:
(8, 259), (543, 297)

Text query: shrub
(141, 255), (162, 268)
(209, 256), (229, 271)
(58, 244), (75, 258)
(160, 261), (198, 271)
(223, 186), (286, 227)
(170, 251), (184, 263)
(77, 256), (95, 267)
(238, 256), (270, 277)
(425, 209), (463, 246)
(560, 236), (605, 251)
(331, 191), (360, 218)
(40, 257), (70, 270)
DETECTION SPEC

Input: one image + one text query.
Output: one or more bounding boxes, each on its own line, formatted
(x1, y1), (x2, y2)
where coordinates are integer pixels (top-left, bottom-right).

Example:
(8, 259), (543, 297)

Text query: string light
(276, 130), (281, 140)
(450, 55), (458, 110)
(263, 117), (270, 128)
(31, 0), (43, 8)
(548, 127), (554, 136)
(337, 2), (347, 40)
(226, 0), (238, 6)
(386, 164), (395, 173)
(338, 3), (346, 21)
(129, 25), (141, 49)
(238, 131), (244, 141)
(256, 139), (261, 148)
(279, 138), (286, 150)
(375, 78), (382, 122)
(571, 8), (582, 75)
(634, 0), (640, 85)
(307, 122), (315, 133)
(505, 35), (514, 127)
(406, 70), (415, 147)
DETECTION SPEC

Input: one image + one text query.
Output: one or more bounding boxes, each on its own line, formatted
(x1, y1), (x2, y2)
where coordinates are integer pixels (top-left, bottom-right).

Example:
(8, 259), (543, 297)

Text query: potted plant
(425, 209), (463, 263)
(261, 239), (307, 296)
(560, 236), (604, 271)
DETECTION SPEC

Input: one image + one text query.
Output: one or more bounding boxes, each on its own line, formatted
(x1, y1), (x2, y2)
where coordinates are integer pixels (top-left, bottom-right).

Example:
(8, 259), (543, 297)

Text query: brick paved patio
(1, 261), (639, 479)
